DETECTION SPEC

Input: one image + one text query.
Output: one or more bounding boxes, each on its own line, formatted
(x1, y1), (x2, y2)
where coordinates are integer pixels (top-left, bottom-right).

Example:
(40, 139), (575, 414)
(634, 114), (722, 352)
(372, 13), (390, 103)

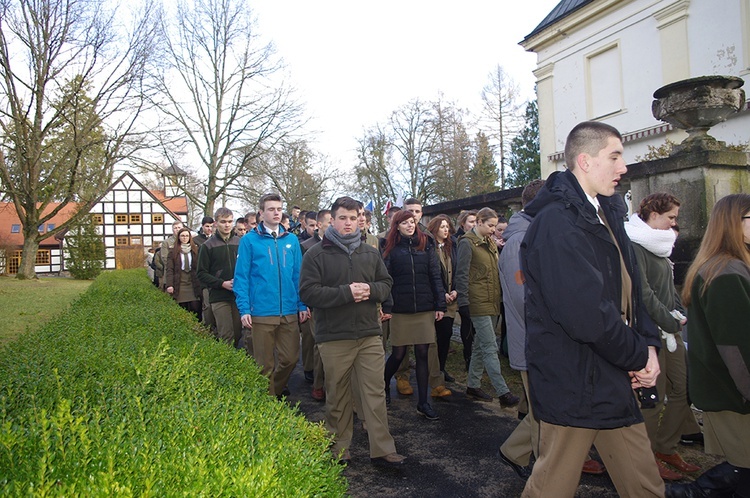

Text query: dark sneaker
(679, 433), (704, 446)
(442, 370), (455, 383)
(499, 392), (520, 408)
(498, 449), (532, 480)
(466, 387), (492, 401)
(417, 403), (439, 421)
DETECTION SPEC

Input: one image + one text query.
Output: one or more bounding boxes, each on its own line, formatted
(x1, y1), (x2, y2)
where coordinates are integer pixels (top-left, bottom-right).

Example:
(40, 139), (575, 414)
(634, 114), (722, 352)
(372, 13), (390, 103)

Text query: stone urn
(652, 75), (745, 153)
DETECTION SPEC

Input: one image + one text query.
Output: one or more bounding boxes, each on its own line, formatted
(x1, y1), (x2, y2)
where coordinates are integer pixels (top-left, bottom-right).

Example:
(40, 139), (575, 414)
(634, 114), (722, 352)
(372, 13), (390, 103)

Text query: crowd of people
(147, 120), (749, 498)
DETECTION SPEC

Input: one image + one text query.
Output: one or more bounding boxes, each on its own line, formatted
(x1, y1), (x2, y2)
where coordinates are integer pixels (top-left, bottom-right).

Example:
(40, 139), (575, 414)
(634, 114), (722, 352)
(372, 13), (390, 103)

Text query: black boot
(666, 462), (740, 498)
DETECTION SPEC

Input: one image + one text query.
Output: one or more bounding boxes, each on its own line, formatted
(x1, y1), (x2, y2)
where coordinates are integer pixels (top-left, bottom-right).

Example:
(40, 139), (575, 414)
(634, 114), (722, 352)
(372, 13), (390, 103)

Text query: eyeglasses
(743, 216), (750, 220)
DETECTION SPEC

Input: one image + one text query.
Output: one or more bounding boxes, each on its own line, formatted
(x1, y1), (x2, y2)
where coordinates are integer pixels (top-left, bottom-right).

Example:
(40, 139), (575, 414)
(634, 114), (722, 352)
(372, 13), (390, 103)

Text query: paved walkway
(286, 365), (620, 497)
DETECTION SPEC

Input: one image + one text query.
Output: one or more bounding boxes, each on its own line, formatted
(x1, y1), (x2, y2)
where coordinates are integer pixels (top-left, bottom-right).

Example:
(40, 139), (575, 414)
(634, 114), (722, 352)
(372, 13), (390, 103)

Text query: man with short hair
(197, 208), (241, 347)
(194, 216), (214, 246)
(194, 216), (215, 330)
(520, 121), (663, 497)
(244, 212), (258, 231)
(234, 193), (308, 398)
(300, 196), (405, 466)
(299, 210), (320, 386)
(233, 218), (248, 238)
(377, 206), (401, 239)
(299, 211), (318, 244)
(403, 197), (429, 234)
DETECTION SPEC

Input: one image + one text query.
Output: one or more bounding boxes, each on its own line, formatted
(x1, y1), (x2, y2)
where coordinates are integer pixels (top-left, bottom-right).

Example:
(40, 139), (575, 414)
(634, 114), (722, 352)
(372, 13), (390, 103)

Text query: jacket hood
(524, 170), (627, 224)
(502, 211), (532, 242)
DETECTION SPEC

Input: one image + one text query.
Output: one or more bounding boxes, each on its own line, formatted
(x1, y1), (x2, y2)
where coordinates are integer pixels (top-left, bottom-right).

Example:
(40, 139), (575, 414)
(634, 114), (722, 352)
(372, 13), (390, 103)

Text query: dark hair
(244, 211), (256, 223)
(564, 121), (622, 170)
(387, 206), (401, 216)
(637, 193), (681, 222)
(403, 197), (421, 207)
(305, 211), (318, 222)
(427, 214), (455, 255)
(281, 212), (290, 222)
(330, 196), (360, 217)
(317, 209), (331, 222)
(498, 215), (508, 224)
(200, 216), (214, 225)
(382, 210), (427, 257)
(259, 193), (282, 211)
(522, 179), (545, 208)
(292, 205), (301, 210)
(364, 210), (373, 223)
(235, 217), (246, 226)
(171, 228), (197, 260)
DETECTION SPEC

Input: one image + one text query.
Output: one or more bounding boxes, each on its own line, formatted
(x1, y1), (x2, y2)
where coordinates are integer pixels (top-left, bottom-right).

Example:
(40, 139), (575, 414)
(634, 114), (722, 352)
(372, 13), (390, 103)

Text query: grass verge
(0, 275), (92, 344)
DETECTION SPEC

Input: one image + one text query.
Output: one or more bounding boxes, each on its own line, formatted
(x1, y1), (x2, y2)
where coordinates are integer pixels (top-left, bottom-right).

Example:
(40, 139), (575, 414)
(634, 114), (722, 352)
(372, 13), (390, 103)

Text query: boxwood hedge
(0, 269), (347, 496)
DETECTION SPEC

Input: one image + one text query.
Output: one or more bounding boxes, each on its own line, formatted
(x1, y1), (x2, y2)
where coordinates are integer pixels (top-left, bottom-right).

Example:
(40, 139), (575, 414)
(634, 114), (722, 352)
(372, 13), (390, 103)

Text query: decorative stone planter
(652, 75), (745, 153)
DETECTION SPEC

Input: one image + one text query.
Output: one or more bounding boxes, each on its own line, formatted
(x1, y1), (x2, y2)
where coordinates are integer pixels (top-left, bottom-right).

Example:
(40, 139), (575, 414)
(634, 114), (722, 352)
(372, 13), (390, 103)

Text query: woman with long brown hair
(427, 214), (458, 382)
(670, 194), (750, 497)
(165, 227), (202, 320)
(382, 210), (446, 421)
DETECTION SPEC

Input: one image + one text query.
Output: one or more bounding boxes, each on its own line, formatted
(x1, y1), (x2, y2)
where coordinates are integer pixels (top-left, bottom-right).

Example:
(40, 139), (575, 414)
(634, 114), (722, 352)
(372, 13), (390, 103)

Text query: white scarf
(624, 214), (676, 258)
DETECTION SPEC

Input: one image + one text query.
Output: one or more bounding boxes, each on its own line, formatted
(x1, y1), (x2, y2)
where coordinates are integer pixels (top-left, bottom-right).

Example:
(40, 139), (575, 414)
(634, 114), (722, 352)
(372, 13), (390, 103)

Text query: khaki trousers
(318, 335), (397, 459)
(500, 371), (539, 466)
(211, 301), (241, 346)
(300, 318), (315, 371)
(251, 315), (300, 396)
(642, 334), (699, 454)
(522, 421), (665, 498)
(201, 288), (216, 330)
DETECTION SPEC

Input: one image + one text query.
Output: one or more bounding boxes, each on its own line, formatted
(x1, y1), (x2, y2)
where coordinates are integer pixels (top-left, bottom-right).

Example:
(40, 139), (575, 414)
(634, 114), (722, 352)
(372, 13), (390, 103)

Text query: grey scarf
(325, 225), (362, 255)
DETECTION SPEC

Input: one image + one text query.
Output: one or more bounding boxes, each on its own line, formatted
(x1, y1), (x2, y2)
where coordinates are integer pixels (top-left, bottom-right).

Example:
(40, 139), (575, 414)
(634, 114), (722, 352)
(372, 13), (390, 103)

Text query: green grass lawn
(0, 276), (92, 344)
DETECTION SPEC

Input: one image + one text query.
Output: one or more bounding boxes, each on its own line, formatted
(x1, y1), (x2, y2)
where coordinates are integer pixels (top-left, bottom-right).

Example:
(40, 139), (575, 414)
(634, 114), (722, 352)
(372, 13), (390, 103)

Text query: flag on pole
(365, 200), (374, 212)
(382, 200), (392, 215)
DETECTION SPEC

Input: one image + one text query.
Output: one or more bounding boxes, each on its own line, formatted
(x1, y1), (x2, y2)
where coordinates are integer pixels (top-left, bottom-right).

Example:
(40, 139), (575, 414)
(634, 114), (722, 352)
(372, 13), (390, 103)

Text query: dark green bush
(65, 215), (106, 279)
(0, 269), (346, 496)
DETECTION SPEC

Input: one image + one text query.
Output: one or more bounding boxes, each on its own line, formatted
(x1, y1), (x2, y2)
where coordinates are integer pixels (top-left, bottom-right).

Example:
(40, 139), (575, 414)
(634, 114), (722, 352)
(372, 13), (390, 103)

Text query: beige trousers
(251, 314), (300, 396)
(500, 371), (539, 466)
(318, 335), (397, 459)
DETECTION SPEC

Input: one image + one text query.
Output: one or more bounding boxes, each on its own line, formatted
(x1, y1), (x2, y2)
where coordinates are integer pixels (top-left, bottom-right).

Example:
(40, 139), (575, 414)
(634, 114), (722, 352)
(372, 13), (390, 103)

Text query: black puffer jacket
(383, 235), (447, 314)
(520, 170), (660, 429)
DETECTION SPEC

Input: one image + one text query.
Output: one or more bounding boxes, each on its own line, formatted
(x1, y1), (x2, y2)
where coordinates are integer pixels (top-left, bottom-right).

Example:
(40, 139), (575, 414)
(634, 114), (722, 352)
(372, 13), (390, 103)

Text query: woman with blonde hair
(668, 194), (750, 497)
(165, 227), (202, 320)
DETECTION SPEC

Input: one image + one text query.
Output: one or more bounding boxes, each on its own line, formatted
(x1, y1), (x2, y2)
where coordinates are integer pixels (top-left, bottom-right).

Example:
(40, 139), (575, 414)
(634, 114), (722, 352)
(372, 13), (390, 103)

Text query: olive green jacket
(455, 229), (501, 316)
(632, 243), (682, 333)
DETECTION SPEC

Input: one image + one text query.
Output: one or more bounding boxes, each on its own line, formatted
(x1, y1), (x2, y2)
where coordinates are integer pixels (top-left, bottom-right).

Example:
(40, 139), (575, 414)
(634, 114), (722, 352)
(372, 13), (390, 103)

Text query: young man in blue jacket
(520, 122), (664, 497)
(234, 193), (309, 398)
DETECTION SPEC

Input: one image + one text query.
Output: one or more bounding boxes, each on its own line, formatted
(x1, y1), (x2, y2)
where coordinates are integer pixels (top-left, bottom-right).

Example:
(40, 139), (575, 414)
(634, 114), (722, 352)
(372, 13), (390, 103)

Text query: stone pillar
(625, 75), (748, 284)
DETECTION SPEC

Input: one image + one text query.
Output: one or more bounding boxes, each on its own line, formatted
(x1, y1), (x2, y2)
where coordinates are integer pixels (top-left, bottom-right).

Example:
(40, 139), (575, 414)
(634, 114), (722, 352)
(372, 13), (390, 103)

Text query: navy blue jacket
(520, 170), (660, 429)
(383, 236), (446, 314)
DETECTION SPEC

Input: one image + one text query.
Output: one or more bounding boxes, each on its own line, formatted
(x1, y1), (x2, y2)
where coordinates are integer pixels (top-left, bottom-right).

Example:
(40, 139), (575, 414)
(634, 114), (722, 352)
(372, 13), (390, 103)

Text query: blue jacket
(233, 222), (305, 318)
(520, 170), (660, 429)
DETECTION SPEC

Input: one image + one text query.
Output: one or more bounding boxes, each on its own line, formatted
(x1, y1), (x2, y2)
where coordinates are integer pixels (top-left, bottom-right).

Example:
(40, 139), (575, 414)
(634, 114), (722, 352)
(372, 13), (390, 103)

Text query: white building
(521, 0), (750, 178)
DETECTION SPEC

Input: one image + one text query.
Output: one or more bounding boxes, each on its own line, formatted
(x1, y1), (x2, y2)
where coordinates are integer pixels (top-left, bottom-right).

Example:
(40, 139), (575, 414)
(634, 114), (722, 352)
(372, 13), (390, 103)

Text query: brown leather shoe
(656, 458), (685, 481)
(396, 378), (413, 395)
(656, 452), (701, 473)
(371, 452), (406, 467)
(581, 459), (606, 475)
(431, 386), (453, 397)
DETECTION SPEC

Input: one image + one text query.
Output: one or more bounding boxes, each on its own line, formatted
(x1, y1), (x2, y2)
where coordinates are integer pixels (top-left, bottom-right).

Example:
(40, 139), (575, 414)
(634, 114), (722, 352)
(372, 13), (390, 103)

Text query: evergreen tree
(507, 100), (541, 188)
(65, 216), (106, 280)
(468, 131), (499, 195)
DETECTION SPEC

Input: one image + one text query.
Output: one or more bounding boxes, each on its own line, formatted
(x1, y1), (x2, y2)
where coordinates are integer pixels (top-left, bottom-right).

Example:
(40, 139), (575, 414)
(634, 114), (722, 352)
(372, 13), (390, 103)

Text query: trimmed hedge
(0, 269), (347, 496)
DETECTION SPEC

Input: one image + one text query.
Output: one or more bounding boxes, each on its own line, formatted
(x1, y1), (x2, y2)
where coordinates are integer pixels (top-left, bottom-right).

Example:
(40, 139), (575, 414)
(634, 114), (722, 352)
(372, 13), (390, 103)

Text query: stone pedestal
(625, 149), (749, 284)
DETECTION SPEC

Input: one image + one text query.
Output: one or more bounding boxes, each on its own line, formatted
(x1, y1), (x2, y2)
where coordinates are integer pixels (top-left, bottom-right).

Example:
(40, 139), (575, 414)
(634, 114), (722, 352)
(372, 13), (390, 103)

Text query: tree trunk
(17, 233), (40, 280)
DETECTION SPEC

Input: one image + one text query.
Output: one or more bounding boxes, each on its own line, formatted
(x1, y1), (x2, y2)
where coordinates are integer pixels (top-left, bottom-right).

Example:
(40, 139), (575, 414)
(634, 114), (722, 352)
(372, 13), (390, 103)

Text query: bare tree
(389, 99), (438, 203)
(0, 0), (159, 279)
(430, 98), (473, 202)
(241, 139), (336, 211)
(350, 125), (400, 231)
(481, 65), (522, 190)
(148, 0), (305, 218)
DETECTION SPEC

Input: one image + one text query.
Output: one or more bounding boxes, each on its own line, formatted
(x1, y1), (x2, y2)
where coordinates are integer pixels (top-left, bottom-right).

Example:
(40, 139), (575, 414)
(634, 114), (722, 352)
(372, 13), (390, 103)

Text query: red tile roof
(0, 202), (80, 247)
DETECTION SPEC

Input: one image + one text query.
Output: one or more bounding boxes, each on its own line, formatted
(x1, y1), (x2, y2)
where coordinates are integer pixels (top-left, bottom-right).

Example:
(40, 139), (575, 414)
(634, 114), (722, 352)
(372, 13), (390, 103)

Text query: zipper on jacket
(273, 233), (283, 317)
(409, 238), (417, 313)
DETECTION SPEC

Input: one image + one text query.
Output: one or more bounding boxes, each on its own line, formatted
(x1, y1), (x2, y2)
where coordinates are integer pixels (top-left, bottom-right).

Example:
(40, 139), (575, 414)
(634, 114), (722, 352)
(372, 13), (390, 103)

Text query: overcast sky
(252, 0), (561, 171)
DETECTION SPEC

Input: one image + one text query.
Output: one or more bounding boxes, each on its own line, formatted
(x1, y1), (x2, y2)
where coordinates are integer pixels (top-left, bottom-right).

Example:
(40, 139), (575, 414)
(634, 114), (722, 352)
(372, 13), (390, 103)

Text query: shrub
(0, 269), (347, 496)
(65, 215), (106, 279)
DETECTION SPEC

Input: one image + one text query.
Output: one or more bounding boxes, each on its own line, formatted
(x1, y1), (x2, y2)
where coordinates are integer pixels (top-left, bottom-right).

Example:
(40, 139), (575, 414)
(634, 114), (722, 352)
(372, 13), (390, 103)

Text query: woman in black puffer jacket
(382, 210), (447, 421)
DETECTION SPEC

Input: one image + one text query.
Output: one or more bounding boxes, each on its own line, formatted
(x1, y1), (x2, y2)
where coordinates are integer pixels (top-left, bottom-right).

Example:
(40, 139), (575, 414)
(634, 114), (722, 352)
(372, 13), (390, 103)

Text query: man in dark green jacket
(197, 207), (241, 347)
(299, 196), (405, 467)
